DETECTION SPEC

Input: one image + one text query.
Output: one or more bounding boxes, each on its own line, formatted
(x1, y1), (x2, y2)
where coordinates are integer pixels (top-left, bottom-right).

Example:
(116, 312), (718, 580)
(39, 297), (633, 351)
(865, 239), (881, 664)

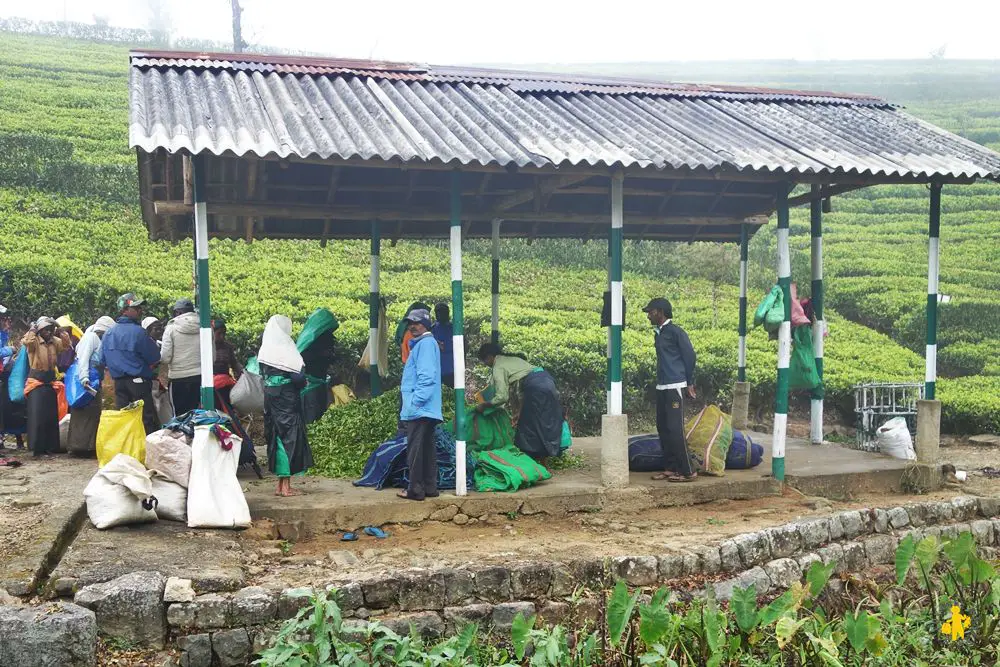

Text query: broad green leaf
(759, 590), (794, 627)
(894, 533), (917, 585)
(731, 584), (760, 633)
(607, 580), (640, 648)
(510, 613), (535, 660)
(943, 532), (975, 569)
(776, 616), (808, 649)
(638, 601), (672, 646)
(914, 536), (941, 573)
(806, 561), (836, 599)
(703, 599), (723, 656)
(843, 610), (869, 653)
(807, 632), (843, 666)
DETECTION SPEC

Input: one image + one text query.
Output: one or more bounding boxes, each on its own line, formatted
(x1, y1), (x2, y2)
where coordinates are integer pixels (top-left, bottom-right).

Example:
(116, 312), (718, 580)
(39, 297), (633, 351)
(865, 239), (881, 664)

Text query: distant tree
(146, 0), (172, 47)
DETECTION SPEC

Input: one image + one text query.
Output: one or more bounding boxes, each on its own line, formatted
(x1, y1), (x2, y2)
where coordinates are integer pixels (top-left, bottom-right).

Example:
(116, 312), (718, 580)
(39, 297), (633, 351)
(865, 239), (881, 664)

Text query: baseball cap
(404, 308), (432, 328)
(642, 297), (672, 314)
(117, 293), (146, 310)
(173, 298), (195, 313)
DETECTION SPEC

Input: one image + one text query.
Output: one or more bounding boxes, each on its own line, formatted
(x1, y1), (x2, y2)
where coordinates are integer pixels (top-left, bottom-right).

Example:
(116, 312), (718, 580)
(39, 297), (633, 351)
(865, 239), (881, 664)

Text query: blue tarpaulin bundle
(354, 426), (475, 490)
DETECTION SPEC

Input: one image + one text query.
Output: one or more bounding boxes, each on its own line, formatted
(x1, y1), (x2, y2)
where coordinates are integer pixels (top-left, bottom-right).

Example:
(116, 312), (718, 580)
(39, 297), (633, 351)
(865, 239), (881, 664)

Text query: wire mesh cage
(853, 382), (924, 452)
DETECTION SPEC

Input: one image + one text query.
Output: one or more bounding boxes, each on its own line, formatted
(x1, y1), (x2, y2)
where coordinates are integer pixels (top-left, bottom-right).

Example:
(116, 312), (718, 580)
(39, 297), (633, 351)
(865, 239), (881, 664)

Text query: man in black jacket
(643, 298), (698, 482)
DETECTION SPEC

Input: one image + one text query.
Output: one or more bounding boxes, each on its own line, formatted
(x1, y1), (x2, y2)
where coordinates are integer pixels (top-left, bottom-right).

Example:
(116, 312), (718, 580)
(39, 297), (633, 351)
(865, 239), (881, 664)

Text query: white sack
(83, 454), (158, 529)
(151, 384), (174, 428)
(877, 417), (916, 460)
(187, 425), (251, 529)
(230, 371), (265, 415)
(59, 414), (71, 452)
(145, 428), (192, 487)
(149, 470), (187, 522)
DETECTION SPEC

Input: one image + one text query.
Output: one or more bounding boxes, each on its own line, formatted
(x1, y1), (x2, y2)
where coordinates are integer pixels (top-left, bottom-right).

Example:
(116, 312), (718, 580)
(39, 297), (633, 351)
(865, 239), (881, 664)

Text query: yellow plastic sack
(96, 401), (147, 467)
(332, 384), (356, 406)
(56, 316), (84, 341)
(685, 405), (733, 476)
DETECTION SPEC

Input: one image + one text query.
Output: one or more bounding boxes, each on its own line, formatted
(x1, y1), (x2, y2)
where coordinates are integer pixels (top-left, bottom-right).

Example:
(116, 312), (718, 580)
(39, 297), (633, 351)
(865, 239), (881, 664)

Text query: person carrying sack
(101, 293), (162, 435)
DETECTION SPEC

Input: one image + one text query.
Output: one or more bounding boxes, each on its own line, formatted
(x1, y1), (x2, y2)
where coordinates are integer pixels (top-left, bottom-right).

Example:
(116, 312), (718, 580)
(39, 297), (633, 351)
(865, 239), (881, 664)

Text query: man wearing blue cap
(397, 308), (442, 501)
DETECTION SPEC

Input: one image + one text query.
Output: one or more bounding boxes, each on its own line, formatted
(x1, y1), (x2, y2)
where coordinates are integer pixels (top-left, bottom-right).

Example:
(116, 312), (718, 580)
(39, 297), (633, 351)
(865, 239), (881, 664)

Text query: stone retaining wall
(5, 496), (998, 666)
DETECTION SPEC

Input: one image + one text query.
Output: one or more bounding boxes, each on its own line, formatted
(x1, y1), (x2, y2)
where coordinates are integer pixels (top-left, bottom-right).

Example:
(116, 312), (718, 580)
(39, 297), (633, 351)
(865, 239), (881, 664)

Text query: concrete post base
(601, 413), (630, 488)
(916, 399), (941, 465)
(731, 382), (751, 431)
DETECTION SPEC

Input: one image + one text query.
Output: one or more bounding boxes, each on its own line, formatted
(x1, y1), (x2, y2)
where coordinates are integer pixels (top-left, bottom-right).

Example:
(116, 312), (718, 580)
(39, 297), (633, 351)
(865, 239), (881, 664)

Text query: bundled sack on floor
(725, 431), (764, 470)
(473, 445), (551, 492)
(96, 401), (147, 467)
(685, 405), (734, 476)
(145, 428), (192, 487)
(876, 417), (916, 460)
(84, 453), (158, 529)
(354, 426), (475, 491)
(149, 469), (187, 522)
(449, 404), (515, 453)
(628, 434), (667, 472)
(187, 424), (251, 529)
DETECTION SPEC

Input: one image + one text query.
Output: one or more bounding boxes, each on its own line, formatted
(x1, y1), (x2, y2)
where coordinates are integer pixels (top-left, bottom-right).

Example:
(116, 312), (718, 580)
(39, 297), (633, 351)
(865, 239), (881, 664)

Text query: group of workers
(0, 290), (699, 492)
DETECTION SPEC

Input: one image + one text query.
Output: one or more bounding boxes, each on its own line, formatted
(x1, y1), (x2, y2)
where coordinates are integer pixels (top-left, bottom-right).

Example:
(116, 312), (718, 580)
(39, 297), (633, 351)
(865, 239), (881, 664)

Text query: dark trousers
(656, 388), (693, 476)
(26, 384), (59, 456)
(403, 417), (439, 500)
(114, 376), (161, 435)
(169, 375), (201, 418)
(442, 374), (455, 389)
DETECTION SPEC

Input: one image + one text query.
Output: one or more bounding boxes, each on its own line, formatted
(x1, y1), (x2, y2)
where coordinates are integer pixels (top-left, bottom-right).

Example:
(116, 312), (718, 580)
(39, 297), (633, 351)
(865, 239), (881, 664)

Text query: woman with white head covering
(258, 315), (313, 497)
(67, 316), (115, 455)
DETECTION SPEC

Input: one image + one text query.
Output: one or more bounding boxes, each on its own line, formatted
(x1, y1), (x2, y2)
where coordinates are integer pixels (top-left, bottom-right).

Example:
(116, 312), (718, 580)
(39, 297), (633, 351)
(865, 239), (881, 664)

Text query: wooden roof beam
(491, 174), (591, 213)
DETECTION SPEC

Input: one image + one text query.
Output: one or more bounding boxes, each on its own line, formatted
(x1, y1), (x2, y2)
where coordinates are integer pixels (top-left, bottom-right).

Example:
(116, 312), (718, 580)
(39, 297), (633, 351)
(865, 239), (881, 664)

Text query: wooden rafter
(491, 174), (591, 213)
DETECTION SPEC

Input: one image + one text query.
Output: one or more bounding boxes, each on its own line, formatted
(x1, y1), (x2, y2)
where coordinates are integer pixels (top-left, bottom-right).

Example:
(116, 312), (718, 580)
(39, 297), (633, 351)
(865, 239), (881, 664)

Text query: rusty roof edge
(127, 49), (890, 106)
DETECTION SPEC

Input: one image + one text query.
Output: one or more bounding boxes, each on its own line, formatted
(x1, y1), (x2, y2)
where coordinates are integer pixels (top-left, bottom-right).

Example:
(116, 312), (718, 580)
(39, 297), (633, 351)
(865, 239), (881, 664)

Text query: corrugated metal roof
(128, 51), (1000, 182)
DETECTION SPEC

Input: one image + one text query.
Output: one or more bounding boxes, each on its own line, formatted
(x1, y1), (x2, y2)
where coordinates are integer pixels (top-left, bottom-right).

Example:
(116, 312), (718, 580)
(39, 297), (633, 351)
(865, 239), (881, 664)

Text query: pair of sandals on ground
(650, 470), (698, 483)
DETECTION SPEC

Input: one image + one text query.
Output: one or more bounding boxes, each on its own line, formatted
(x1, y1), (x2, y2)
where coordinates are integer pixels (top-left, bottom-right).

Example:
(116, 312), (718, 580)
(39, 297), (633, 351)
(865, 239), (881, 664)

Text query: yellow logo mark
(941, 605), (971, 641)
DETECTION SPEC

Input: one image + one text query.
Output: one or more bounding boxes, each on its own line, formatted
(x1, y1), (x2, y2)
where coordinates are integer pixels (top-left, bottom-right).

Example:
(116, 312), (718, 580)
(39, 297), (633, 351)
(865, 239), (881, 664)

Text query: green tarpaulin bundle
(473, 445), (551, 492)
(448, 405), (515, 454)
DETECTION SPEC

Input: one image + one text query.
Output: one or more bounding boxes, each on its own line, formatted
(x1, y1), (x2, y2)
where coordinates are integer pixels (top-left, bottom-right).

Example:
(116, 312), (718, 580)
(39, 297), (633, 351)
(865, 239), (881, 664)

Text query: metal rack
(853, 382), (924, 452)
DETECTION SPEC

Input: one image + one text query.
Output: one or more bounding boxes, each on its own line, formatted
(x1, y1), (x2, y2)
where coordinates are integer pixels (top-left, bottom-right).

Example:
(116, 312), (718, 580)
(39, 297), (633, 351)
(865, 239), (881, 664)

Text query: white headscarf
(89, 316), (116, 335)
(258, 315), (304, 374)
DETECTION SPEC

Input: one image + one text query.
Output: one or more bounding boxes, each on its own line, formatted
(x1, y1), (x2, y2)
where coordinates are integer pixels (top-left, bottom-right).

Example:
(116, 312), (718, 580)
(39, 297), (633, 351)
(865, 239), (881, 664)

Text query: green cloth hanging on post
(789, 326), (822, 390)
(754, 285), (785, 334)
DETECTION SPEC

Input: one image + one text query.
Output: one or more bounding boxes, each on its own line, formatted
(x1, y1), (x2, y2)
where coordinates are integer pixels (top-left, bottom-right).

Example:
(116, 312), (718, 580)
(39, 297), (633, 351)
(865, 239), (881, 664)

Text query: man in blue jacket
(101, 293), (161, 434)
(644, 297), (698, 483)
(397, 308), (442, 501)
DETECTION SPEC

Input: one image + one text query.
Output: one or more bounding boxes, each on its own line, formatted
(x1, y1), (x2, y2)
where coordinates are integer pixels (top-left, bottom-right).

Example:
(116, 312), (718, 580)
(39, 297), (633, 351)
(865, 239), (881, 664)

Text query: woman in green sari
(296, 308), (340, 424)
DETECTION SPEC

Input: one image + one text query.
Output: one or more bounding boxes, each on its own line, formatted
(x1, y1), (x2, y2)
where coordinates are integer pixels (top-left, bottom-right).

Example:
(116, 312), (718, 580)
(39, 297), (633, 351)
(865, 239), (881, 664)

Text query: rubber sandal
(341, 532), (359, 542)
(667, 474), (697, 483)
(363, 526), (389, 539)
(650, 472), (671, 480)
(397, 490), (424, 501)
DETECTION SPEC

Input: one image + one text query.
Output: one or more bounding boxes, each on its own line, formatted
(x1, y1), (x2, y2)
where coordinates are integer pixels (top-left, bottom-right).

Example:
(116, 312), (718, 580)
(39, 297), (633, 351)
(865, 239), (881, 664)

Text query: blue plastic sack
(725, 431), (764, 470)
(7, 350), (28, 404)
(628, 434), (666, 472)
(65, 361), (101, 409)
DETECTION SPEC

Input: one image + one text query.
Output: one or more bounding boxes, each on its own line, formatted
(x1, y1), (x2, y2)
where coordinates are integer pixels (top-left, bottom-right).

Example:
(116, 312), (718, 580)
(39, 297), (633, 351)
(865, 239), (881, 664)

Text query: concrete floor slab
(246, 433), (912, 533)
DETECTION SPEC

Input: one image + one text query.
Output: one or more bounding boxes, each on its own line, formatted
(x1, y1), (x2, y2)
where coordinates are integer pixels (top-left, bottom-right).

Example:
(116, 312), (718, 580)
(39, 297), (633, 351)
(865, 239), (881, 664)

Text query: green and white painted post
(369, 220), (381, 397)
(191, 153), (214, 411)
(773, 185), (792, 482)
(738, 223), (749, 382)
(925, 183), (942, 400)
(491, 218), (501, 345)
(810, 185), (825, 445)
(450, 172), (468, 496)
(606, 232), (613, 412)
(609, 171), (624, 416)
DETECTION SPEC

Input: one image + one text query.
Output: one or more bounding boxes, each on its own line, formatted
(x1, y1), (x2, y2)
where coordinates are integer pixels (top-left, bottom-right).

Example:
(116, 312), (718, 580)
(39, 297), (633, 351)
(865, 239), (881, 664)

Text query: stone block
(873, 509), (890, 534)
(796, 553), (822, 576)
(361, 577), (399, 610)
(74, 571), (167, 649)
(657, 554), (686, 581)
(164, 578), (196, 604)
(862, 535), (897, 566)
(177, 633), (212, 667)
(926, 501), (954, 524)
(191, 594), (230, 629)
(977, 497), (1000, 519)
(827, 514), (845, 541)
(230, 587), (276, 626)
(212, 628), (251, 667)
(694, 546), (722, 575)
(767, 524), (803, 559)
(398, 571), (446, 611)
(992, 519), (1000, 545)
(441, 569), (475, 606)
(840, 542), (867, 573)
(569, 558), (607, 590)
(444, 604), (493, 633)
(951, 497), (979, 522)
(472, 566), (511, 603)
(970, 520), (994, 547)
(940, 523), (971, 540)
(681, 551), (700, 576)
(277, 588), (314, 620)
(53, 577), (80, 598)
(328, 550), (359, 568)
(537, 601), (570, 626)
(0, 602), (96, 667)
(887, 507), (910, 530)
(719, 540), (741, 573)
(613, 556), (658, 587)
(276, 520), (305, 542)
(764, 558), (801, 590)
(511, 563), (552, 599)
(713, 567), (770, 602)
(798, 518), (831, 550)
(492, 602), (536, 631)
(836, 512), (865, 540)
(733, 531), (772, 568)
(816, 544), (844, 570)
(167, 603), (196, 628)
(382, 612), (445, 639)
(334, 582), (364, 612)
(549, 564), (574, 598)
(429, 505), (460, 522)
(857, 509), (875, 534)
(906, 503), (929, 527)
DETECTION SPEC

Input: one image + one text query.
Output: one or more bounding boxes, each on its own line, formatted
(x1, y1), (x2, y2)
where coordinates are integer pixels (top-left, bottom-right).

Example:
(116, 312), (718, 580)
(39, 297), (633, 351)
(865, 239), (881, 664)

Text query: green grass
(0, 31), (997, 436)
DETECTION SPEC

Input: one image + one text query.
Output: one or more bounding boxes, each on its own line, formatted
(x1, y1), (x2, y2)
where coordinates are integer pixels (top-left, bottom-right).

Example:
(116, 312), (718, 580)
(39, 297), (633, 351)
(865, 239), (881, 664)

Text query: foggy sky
(2, 0), (1000, 63)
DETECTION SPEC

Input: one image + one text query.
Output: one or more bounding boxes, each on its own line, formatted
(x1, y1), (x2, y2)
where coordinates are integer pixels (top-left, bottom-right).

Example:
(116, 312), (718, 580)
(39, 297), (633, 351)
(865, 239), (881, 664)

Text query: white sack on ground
(145, 428), (192, 487)
(187, 425), (251, 529)
(83, 453), (158, 529)
(877, 417), (917, 460)
(149, 470), (187, 522)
